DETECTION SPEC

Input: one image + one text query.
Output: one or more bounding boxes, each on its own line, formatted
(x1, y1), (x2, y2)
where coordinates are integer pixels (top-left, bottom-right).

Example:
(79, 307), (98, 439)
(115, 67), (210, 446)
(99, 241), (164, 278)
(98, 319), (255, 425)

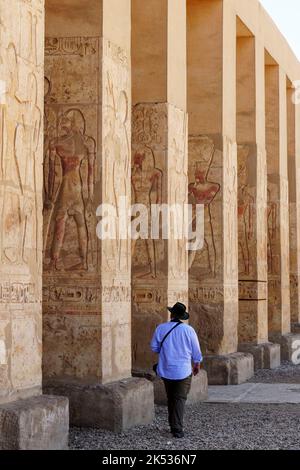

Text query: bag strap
(158, 321), (182, 353)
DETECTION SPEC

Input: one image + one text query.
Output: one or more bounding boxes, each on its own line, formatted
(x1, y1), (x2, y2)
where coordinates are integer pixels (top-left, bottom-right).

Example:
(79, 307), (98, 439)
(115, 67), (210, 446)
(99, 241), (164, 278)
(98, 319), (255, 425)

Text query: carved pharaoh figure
(1, 43), (24, 265)
(131, 147), (162, 278)
(188, 137), (220, 276)
(44, 109), (96, 271)
(237, 146), (255, 276)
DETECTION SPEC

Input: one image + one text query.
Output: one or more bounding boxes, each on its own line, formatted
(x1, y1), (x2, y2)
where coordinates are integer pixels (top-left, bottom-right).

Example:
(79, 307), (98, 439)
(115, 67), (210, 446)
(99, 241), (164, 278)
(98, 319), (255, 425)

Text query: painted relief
(132, 103), (166, 280)
(44, 37), (99, 275)
(188, 135), (221, 279)
(102, 38), (131, 276)
(237, 145), (255, 277)
(0, 0), (44, 396)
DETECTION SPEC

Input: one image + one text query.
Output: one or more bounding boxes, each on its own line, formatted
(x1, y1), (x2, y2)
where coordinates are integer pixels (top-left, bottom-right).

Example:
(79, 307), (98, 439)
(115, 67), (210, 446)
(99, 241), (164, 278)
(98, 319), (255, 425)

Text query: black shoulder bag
(153, 322), (182, 375)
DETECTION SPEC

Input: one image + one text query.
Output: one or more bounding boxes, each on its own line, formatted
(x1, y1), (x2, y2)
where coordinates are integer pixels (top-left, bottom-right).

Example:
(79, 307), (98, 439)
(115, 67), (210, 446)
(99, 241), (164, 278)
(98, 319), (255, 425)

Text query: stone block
(238, 343), (281, 370)
(269, 333), (300, 362)
(132, 369), (208, 405)
(0, 395), (69, 450)
(154, 371), (208, 406)
(292, 324), (300, 335)
(44, 377), (154, 432)
(203, 352), (254, 385)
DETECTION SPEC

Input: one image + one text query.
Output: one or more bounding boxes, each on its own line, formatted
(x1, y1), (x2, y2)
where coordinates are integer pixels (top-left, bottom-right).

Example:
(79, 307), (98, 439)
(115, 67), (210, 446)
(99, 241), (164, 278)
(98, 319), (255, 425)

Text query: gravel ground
(70, 403), (300, 450)
(248, 362), (300, 384)
(69, 363), (300, 450)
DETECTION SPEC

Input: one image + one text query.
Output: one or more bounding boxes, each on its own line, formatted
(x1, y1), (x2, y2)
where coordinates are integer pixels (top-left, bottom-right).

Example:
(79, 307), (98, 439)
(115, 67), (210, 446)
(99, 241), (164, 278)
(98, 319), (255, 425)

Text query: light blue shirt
(151, 321), (203, 380)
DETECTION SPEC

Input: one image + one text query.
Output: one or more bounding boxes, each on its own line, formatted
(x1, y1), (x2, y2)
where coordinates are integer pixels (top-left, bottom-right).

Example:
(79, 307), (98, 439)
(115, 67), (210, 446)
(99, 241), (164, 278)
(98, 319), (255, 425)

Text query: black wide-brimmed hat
(167, 302), (189, 321)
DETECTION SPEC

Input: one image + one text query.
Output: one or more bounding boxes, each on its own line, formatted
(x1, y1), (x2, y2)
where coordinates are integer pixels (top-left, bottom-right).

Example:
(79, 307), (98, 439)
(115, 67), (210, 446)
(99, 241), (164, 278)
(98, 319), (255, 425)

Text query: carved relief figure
(131, 147), (162, 278)
(237, 146), (255, 276)
(103, 69), (130, 272)
(44, 109), (96, 271)
(169, 114), (188, 280)
(267, 179), (279, 275)
(188, 137), (220, 276)
(1, 43), (24, 265)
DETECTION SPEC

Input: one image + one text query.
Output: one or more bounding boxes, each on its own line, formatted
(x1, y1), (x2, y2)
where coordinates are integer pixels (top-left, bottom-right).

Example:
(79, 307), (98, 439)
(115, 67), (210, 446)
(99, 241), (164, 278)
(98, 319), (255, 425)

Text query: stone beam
(187, 0), (253, 384)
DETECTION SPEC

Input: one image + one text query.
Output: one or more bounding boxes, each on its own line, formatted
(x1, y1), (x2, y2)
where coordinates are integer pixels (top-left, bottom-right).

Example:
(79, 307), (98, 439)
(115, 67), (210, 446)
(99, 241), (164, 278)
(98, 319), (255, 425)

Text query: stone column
(187, 0), (253, 384)
(131, 0), (189, 370)
(0, 0), (68, 449)
(42, 0), (154, 432)
(236, 30), (280, 370)
(287, 81), (300, 331)
(265, 58), (300, 359)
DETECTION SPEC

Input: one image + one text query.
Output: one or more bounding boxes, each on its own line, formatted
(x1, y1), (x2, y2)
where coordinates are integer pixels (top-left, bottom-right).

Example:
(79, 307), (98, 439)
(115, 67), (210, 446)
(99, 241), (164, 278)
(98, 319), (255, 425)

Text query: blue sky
(260, 0), (300, 60)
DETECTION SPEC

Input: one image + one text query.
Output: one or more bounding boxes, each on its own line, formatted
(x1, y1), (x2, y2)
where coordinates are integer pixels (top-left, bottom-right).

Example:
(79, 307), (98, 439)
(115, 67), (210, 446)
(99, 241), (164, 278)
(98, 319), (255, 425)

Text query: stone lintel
(43, 376), (154, 432)
(238, 342), (281, 370)
(0, 395), (69, 450)
(203, 353), (254, 385)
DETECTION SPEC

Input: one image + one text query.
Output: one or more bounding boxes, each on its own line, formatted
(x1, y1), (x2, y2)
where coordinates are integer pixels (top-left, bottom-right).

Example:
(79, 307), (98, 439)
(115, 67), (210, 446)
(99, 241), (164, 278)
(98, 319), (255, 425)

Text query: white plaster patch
(0, 340), (7, 365)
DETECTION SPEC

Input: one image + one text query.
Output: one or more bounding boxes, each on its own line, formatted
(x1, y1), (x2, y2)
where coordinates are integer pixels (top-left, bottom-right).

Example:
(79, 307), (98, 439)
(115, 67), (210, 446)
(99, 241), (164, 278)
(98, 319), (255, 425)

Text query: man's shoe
(172, 431), (184, 439)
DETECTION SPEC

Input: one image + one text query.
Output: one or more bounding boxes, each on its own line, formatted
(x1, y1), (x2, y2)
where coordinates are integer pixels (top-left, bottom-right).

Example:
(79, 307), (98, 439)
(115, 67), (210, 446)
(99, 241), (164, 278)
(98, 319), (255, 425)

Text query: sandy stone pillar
(287, 81), (300, 330)
(131, 0), (189, 371)
(0, 0), (68, 449)
(265, 59), (299, 359)
(236, 32), (280, 370)
(42, 0), (154, 432)
(187, 0), (253, 384)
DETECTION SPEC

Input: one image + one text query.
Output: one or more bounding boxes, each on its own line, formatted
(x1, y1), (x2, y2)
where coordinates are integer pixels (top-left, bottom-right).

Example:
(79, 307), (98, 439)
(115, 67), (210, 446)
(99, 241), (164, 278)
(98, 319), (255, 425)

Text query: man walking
(151, 302), (203, 439)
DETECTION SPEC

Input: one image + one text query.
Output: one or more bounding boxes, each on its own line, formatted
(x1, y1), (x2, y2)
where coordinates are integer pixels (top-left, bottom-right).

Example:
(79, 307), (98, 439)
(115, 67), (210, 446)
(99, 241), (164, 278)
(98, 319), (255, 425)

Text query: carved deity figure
(237, 146), (254, 276)
(188, 137), (220, 276)
(267, 180), (279, 275)
(132, 147), (162, 278)
(44, 109), (95, 271)
(169, 136), (188, 279)
(1, 43), (24, 265)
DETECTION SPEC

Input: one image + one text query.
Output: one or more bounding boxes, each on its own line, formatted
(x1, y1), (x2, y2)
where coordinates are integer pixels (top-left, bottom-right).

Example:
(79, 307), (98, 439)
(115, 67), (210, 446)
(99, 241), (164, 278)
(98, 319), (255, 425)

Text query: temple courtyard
(70, 362), (300, 450)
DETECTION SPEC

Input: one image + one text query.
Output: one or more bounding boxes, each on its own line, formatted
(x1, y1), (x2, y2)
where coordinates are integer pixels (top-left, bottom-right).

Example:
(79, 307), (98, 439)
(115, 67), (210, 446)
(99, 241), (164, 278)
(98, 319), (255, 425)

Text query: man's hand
(192, 363), (201, 376)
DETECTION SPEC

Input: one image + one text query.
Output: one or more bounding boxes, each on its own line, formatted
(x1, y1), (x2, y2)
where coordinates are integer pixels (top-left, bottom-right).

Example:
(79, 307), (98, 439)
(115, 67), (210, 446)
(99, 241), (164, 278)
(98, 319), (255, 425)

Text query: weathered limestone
(44, 377), (153, 432)
(203, 353), (254, 386)
(0, 0), (69, 449)
(265, 57), (297, 361)
(287, 81), (300, 329)
(131, 0), (188, 370)
(187, 0), (253, 384)
(152, 371), (208, 406)
(133, 369), (208, 405)
(0, 395), (68, 450)
(236, 21), (280, 369)
(42, 0), (154, 430)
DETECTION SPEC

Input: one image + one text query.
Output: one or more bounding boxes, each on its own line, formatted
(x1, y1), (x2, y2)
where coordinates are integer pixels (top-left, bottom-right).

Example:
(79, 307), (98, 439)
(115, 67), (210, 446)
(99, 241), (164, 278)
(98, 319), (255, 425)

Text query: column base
(203, 352), (254, 385)
(292, 323), (300, 334)
(132, 369), (208, 405)
(269, 333), (300, 362)
(0, 395), (69, 450)
(238, 342), (281, 370)
(44, 376), (154, 432)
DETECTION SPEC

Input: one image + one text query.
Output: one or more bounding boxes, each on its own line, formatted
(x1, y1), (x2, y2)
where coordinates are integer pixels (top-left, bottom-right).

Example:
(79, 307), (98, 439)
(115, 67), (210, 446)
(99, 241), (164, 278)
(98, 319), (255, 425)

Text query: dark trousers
(163, 375), (192, 433)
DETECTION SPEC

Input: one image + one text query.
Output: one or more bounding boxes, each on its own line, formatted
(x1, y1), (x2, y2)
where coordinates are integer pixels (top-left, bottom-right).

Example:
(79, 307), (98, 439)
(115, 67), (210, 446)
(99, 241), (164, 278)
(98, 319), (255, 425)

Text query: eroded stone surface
(0, 395), (69, 450)
(44, 376), (154, 432)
